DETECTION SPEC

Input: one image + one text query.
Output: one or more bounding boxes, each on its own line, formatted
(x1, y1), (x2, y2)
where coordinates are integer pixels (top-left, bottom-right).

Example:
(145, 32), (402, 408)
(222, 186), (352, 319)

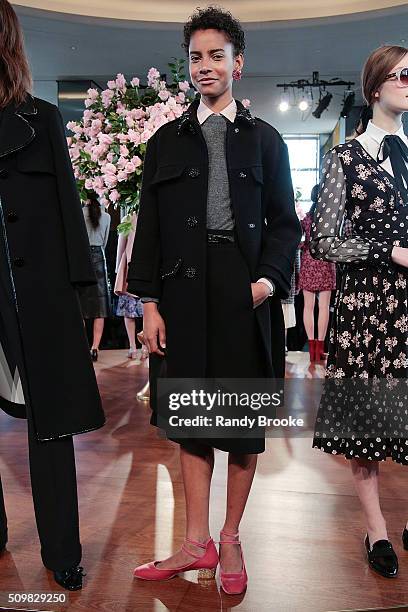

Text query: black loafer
(365, 535), (398, 578)
(53, 565), (86, 591)
(402, 527), (408, 551)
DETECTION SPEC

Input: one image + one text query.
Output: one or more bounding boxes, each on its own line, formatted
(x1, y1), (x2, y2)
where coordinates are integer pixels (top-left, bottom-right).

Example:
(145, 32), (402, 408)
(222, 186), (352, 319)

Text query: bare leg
(91, 318), (104, 351)
(157, 445), (214, 568)
(317, 290), (331, 341)
(124, 317), (136, 350)
(350, 457), (387, 545)
(303, 290), (316, 339)
(220, 453), (258, 572)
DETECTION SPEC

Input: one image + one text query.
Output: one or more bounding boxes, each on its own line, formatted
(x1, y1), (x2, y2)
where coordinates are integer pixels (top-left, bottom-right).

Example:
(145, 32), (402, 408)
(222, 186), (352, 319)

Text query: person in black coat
(0, 0), (105, 590)
(129, 7), (301, 593)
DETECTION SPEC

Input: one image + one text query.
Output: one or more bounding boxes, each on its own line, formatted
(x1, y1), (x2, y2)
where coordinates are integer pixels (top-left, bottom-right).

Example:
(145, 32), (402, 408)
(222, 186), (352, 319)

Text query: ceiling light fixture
(277, 71), (354, 119)
(340, 91), (355, 118)
(312, 91), (333, 118)
(299, 99), (309, 112)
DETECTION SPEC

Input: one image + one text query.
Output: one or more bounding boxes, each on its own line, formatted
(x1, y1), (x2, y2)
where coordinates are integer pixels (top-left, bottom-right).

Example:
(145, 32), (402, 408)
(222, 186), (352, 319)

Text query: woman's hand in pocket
(251, 282), (270, 308)
(143, 303), (166, 356)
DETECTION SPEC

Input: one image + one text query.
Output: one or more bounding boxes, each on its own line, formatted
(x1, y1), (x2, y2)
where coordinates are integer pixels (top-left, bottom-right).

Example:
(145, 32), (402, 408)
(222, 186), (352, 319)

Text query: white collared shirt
(197, 98), (237, 125)
(355, 120), (408, 179)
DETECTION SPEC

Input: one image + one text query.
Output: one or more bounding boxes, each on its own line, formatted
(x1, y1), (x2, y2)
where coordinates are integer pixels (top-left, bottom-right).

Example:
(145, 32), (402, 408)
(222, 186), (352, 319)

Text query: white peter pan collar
(197, 99), (237, 125)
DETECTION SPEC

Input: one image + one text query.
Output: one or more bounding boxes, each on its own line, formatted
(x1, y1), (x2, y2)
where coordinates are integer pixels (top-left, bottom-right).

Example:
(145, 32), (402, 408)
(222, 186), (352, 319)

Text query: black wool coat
(128, 97), (302, 379)
(0, 95), (105, 441)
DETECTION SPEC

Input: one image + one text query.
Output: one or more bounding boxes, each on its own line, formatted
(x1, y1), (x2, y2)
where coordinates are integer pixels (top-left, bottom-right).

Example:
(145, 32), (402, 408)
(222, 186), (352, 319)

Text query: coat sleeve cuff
(256, 277), (275, 296)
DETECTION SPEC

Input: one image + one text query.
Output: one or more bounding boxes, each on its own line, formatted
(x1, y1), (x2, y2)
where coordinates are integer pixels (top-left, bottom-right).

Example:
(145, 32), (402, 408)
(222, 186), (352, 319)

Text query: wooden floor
(1, 350), (408, 612)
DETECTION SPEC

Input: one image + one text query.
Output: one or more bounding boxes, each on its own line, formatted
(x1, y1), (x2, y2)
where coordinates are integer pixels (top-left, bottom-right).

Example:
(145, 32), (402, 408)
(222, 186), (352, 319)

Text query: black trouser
(0, 225), (82, 571)
(0, 416), (82, 571)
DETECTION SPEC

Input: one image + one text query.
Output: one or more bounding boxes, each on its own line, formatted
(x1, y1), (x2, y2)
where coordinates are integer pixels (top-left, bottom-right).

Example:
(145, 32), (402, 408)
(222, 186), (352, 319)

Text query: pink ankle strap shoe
(217, 530), (248, 595)
(133, 536), (219, 581)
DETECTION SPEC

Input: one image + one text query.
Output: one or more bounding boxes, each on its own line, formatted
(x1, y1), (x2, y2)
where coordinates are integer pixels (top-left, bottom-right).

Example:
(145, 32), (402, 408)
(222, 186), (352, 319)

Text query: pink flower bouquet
(67, 59), (194, 224)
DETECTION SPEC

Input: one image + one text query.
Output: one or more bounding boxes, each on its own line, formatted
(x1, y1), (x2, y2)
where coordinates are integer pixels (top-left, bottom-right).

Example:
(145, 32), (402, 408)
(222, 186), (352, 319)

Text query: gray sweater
(82, 207), (111, 249)
(201, 113), (235, 231)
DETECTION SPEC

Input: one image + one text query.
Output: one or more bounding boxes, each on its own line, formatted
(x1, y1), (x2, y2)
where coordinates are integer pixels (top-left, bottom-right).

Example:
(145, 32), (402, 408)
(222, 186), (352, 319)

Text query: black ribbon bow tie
(377, 134), (408, 201)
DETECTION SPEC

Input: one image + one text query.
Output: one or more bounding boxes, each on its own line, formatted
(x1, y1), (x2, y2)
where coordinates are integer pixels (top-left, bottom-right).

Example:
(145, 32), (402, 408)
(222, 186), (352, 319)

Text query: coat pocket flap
(151, 165), (185, 184)
(251, 166), (264, 184)
(160, 257), (183, 279)
(17, 150), (56, 175)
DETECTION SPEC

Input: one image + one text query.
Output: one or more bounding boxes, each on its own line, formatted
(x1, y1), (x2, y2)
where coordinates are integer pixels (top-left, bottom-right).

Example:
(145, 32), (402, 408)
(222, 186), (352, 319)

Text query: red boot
(315, 340), (326, 361)
(308, 339), (316, 362)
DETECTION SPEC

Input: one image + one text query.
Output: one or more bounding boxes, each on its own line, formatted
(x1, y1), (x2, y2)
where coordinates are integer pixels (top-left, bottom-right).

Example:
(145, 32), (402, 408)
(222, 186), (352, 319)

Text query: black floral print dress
(311, 139), (408, 464)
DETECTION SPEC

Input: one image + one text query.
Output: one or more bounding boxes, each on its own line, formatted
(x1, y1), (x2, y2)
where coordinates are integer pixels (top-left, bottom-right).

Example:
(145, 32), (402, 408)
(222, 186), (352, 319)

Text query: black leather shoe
(90, 349), (98, 362)
(402, 527), (408, 550)
(365, 535), (398, 578)
(53, 565), (86, 591)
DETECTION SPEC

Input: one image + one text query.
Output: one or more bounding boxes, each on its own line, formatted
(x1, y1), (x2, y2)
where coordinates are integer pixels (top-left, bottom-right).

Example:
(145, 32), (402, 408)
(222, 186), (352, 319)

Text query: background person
(78, 198), (111, 361)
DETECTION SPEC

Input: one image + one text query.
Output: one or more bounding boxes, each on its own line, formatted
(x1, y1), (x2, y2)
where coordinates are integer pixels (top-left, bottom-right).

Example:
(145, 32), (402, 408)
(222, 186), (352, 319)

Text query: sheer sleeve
(310, 149), (394, 266)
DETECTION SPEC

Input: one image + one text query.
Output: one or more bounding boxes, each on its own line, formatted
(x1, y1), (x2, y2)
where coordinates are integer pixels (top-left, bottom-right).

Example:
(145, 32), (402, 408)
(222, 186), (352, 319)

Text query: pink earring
(232, 69), (242, 81)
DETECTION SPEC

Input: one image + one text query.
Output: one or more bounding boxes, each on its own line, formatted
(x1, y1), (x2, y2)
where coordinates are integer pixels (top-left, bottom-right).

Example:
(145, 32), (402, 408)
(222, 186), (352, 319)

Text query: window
(283, 136), (319, 213)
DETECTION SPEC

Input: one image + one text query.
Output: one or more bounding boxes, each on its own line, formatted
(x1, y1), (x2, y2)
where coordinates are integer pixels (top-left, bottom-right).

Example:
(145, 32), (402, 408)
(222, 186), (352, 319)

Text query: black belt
(207, 229), (235, 244)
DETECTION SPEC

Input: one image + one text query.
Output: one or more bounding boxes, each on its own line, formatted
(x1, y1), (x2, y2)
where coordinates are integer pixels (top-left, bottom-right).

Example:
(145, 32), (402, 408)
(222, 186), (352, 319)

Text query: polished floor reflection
(0, 350), (407, 611)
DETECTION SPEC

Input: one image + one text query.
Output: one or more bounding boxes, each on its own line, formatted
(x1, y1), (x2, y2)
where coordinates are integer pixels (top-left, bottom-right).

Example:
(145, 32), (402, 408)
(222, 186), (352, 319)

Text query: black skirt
(77, 246), (110, 319)
(151, 240), (267, 455)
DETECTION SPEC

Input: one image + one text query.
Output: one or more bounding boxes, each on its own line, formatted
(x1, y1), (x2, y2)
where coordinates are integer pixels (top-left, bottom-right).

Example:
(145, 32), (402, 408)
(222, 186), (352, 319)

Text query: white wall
(33, 80), (58, 105)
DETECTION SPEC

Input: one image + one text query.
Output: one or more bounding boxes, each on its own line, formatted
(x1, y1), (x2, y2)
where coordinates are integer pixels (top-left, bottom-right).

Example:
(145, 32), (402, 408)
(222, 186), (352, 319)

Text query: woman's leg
(303, 290), (316, 339)
(135, 317), (143, 348)
(91, 318), (104, 351)
(220, 452), (258, 572)
(124, 317), (136, 350)
(156, 445), (214, 568)
(350, 458), (387, 544)
(317, 290), (331, 341)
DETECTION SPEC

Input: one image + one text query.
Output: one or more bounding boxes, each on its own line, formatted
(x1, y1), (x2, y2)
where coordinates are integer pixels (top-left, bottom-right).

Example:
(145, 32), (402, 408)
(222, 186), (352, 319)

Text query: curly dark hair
(182, 5), (245, 57)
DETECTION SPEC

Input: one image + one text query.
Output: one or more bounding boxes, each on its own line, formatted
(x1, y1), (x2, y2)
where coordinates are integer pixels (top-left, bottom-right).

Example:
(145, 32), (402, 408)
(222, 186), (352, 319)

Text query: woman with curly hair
(130, 6), (300, 593)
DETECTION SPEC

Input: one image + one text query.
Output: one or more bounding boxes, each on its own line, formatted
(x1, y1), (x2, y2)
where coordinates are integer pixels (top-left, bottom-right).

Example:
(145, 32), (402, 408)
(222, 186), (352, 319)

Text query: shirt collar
(197, 98), (237, 125)
(366, 119), (407, 145)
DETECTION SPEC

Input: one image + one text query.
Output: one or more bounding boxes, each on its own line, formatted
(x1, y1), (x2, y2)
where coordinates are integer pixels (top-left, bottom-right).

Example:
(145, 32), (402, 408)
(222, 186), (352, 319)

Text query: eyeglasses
(384, 67), (408, 87)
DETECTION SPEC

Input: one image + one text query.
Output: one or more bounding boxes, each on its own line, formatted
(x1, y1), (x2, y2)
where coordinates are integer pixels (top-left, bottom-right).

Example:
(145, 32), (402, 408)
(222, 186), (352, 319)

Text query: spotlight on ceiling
(279, 100), (289, 112)
(340, 91), (355, 118)
(298, 99), (309, 112)
(312, 91), (332, 118)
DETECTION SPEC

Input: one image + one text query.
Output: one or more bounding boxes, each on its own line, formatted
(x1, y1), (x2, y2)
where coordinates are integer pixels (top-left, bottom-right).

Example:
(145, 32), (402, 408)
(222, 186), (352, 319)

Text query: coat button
(186, 216), (198, 228)
(235, 127), (240, 133)
(248, 223), (255, 228)
(188, 168), (200, 178)
(0, 168), (9, 179)
(239, 171), (247, 178)
(13, 257), (25, 267)
(7, 211), (18, 223)
(184, 266), (197, 279)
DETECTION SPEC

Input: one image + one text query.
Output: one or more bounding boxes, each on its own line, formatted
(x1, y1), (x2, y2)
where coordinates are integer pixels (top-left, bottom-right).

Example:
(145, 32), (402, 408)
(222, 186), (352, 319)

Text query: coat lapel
(0, 95), (37, 160)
